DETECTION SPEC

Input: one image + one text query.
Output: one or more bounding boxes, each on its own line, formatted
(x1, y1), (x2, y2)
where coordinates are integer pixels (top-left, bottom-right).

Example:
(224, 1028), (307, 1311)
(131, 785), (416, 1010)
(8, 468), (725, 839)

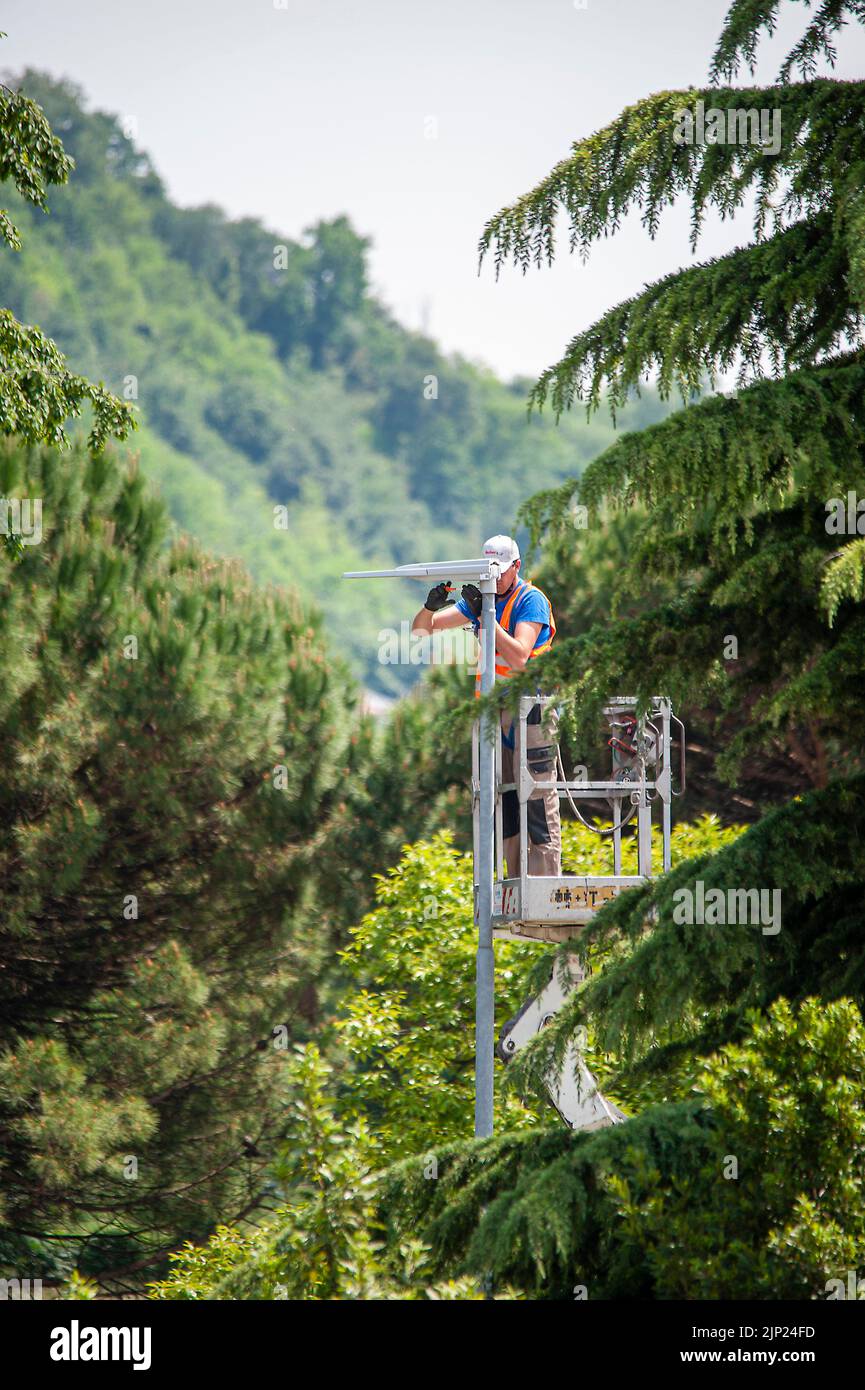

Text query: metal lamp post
(343, 558), (499, 1138)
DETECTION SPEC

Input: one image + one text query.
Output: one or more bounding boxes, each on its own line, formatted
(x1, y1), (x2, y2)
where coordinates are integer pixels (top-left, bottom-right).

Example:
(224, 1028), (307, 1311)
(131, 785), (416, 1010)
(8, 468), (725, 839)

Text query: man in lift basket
(411, 534), (561, 878)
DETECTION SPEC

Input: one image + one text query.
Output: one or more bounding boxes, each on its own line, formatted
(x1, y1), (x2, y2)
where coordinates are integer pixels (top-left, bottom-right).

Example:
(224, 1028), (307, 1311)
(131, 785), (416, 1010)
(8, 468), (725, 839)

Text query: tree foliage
(0, 64), (133, 454)
(0, 436), (345, 1286)
(710, 0), (865, 83)
(331, 833), (543, 1159)
(149, 1044), (486, 1301)
(375, 996), (865, 1299)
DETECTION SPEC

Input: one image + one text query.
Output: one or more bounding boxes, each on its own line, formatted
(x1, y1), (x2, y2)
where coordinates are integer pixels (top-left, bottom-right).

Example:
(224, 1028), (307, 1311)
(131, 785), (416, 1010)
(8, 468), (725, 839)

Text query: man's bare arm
(412, 602), (472, 635)
(496, 619), (542, 670)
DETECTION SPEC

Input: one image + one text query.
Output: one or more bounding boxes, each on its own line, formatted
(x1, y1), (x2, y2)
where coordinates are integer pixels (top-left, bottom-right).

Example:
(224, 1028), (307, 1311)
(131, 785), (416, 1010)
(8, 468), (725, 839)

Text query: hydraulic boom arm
(497, 955), (625, 1130)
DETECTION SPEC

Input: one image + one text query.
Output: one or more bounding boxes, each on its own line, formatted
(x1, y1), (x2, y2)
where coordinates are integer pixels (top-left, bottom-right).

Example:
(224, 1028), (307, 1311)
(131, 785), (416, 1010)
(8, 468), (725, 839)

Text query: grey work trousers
(500, 703), (561, 878)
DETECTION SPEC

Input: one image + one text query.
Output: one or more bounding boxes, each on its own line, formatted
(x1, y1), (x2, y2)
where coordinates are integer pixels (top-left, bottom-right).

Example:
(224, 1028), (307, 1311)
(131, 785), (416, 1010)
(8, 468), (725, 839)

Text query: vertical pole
(637, 711), (653, 879)
(662, 703), (672, 874)
(637, 752), (653, 880)
(637, 798), (652, 878)
(471, 720), (480, 921)
(519, 697), (529, 906)
(475, 577), (497, 1139)
(495, 715), (504, 883)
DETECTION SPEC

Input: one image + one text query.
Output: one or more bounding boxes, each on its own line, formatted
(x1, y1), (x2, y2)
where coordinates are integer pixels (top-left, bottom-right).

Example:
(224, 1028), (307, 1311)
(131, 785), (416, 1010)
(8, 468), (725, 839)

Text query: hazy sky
(4, 0), (863, 380)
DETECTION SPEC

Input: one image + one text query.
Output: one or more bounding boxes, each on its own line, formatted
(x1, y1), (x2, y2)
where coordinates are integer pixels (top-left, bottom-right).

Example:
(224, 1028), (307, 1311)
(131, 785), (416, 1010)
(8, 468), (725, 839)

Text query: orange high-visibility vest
(474, 580), (556, 695)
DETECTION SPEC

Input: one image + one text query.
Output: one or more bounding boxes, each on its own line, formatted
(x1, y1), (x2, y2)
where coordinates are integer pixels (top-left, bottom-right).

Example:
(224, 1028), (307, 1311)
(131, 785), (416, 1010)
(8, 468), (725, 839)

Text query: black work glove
(424, 581), (454, 612)
(461, 583), (482, 620)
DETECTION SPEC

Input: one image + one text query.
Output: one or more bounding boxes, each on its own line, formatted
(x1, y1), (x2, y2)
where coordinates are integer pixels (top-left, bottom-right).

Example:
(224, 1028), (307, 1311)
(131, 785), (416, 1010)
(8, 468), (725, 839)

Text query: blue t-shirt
(456, 578), (552, 650)
(459, 580), (552, 748)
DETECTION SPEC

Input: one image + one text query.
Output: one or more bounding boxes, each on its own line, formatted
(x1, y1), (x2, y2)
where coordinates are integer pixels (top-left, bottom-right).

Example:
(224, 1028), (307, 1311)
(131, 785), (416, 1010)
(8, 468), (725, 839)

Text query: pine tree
(0, 437), (363, 1290)
(0, 434), (482, 1292)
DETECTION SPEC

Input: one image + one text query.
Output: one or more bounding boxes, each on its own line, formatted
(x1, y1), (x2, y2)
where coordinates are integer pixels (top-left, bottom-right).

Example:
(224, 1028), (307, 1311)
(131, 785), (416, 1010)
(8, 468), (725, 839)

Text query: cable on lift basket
(555, 746), (639, 837)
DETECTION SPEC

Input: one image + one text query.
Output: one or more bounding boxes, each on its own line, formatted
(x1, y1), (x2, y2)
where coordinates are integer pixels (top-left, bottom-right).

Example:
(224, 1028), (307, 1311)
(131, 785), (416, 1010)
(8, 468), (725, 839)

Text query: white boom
(497, 955), (625, 1130)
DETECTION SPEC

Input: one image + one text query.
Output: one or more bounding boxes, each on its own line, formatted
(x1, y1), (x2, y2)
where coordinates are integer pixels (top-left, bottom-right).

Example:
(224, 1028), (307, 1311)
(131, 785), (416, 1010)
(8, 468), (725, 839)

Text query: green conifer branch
(711, 0), (865, 83)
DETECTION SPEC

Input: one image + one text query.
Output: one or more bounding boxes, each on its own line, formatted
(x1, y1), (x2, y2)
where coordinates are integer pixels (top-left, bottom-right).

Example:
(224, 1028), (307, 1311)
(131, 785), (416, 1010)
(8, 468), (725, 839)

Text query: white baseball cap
(482, 534), (520, 567)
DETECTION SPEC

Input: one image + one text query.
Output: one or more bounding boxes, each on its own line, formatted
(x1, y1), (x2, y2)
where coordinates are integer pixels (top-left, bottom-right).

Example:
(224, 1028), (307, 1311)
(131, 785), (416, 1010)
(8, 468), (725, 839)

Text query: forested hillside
(0, 71), (665, 695)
